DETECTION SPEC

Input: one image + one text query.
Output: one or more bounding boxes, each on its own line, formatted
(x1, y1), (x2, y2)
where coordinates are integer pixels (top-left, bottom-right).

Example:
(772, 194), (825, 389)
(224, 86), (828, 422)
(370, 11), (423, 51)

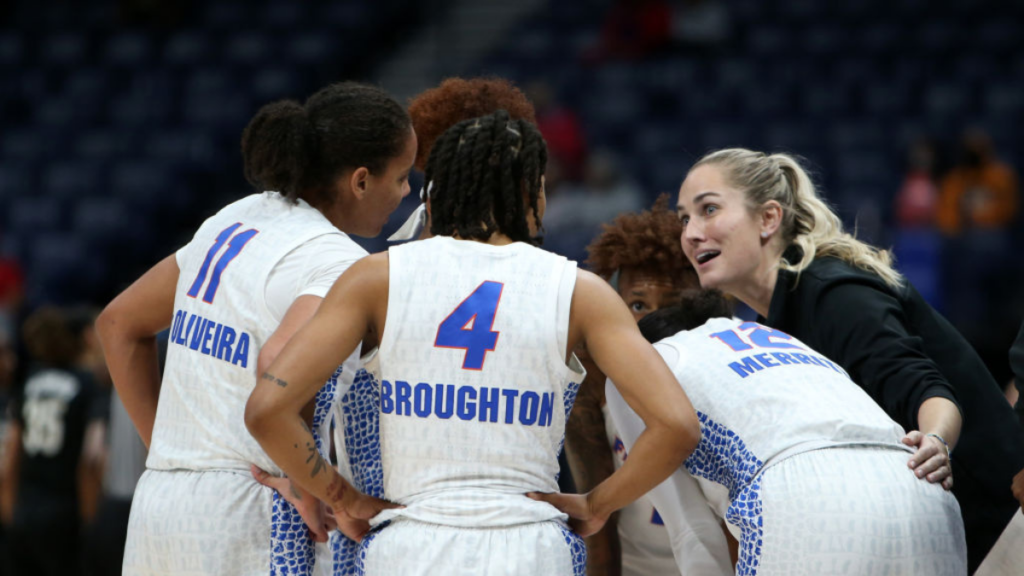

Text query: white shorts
(741, 446), (967, 576)
(123, 469), (317, 576)
(357, 518), (585, 576)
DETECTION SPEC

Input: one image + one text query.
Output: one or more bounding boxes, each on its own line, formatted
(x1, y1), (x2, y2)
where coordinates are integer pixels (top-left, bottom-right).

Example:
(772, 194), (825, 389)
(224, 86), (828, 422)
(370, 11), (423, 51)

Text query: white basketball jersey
(374, 235), (584, 528)
(646, 317), (908, 519)
(603, 406), (680, 576)
(148, 193), (362, 475)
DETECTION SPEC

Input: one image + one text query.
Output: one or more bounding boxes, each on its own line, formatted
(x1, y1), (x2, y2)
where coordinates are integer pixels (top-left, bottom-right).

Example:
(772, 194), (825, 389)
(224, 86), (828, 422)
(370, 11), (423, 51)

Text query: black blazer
(762, 256), (1024, 570)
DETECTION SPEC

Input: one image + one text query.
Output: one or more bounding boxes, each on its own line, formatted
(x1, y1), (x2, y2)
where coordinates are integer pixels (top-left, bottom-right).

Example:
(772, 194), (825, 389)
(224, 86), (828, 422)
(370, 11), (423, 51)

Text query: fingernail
(909, 461), (915, 468)
(916, 470), (923, 477)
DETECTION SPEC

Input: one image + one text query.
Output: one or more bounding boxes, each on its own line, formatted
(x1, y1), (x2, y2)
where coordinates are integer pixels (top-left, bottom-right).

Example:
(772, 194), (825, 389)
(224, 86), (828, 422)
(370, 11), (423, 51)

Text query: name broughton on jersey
(380, 380), (557, 427)
(169, 309), (252, 368)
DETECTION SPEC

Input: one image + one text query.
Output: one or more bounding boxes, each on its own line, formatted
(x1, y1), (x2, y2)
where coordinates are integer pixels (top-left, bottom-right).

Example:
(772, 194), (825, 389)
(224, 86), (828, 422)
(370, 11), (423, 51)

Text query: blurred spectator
(0, 326), (16, 576)
(937, 129), (1018, 235)
(0, 260), (23, 339)
(543, 150), (645, 261)
(1, 308), (98, 576)
(527, 80), (588, 182)
(591, 0), (673, 61)
(1009, 319), (1024, 424)
(895, 137), (942, 229)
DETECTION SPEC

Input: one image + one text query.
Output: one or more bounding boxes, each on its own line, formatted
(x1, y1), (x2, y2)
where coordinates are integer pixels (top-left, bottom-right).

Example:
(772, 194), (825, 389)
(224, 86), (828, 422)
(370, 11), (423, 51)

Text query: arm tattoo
(261, 371), (288, 388)
(300, 422), (328, 478)
(289, 482), (303, 501)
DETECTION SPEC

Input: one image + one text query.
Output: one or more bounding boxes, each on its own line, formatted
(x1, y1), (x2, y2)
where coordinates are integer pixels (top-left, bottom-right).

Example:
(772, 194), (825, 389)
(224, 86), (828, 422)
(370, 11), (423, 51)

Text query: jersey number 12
(434, 281), (504, 370)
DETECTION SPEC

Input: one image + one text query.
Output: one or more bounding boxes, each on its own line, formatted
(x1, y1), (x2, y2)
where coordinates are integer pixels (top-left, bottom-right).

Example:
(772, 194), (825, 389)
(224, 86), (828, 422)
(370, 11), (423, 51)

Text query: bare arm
(564, 356), (621, 576)
(549, 271), (699, 532)
(246, 254), (396, 539)
(902, 396), (962, 489)
(96, 255), (178, 447)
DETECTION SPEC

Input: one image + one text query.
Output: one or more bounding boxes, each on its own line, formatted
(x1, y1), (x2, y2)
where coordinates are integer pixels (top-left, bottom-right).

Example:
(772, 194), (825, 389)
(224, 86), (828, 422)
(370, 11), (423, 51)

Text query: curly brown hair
(408, 77), (537, 171)
(586, 194), (696, 285)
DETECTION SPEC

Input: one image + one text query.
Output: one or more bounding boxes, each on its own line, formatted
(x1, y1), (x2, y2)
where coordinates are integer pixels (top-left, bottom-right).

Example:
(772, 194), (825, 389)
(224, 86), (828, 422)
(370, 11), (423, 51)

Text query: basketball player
(594, 289), (967, 575)
(96, 82), (416, 576)
(245, 110), (701, 575)
(2, 308), (98, 576)
(565, 196), (699, 576)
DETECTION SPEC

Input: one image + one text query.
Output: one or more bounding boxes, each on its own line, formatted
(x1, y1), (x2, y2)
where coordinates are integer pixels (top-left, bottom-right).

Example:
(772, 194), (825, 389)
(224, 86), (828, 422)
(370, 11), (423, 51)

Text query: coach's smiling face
(676, 164), (782, 305)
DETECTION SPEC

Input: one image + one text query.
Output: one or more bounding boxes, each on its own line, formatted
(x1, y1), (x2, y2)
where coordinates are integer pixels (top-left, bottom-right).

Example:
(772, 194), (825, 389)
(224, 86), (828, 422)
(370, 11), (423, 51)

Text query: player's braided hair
(241, 81), (410, 206)
(425, 109), (546, 244)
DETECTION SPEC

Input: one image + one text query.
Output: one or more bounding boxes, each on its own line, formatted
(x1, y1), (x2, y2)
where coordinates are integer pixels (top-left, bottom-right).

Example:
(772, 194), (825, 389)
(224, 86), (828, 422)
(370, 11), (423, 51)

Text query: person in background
(2, 307), (98, 576)
(565, 195), (700, 576)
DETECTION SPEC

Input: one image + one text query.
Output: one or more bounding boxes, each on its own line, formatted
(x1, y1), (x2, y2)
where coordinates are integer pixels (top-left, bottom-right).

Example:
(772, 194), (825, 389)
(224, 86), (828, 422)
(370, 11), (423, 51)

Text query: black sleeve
(811, 281), (961, 431)
(1010, 319), (1024, 423)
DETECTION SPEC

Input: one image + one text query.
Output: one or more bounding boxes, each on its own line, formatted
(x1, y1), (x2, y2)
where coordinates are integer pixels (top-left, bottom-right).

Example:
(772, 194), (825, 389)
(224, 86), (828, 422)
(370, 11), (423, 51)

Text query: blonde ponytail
(693, 149), (903, 288)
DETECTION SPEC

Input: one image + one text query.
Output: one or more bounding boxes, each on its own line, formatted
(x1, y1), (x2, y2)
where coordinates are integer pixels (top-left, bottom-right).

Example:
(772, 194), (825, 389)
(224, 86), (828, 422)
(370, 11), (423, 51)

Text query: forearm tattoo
(325, 475), (347, 506)
(300, 422), (328, 478)
(261, 371), (288, 388)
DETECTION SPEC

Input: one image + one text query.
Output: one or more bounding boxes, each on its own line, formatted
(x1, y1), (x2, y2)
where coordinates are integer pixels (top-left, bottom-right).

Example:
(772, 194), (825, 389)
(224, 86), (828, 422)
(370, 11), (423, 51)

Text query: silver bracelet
(926, 432), (951, 457)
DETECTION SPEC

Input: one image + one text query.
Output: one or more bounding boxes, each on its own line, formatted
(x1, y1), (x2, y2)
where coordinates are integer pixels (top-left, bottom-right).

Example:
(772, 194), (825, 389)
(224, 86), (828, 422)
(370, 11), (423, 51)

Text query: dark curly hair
(638, 289), (734, 343)
(23, 307), (81, 368)
(425, 110), (546, 244)
(241, 81), (411, 206)
(586, 194), (696, 286)
(409, 77), (536, 172)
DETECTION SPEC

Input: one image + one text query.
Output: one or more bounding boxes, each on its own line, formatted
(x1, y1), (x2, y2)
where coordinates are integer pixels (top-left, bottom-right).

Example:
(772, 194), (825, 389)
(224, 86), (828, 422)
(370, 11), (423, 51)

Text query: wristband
(926, 432), (951, 457)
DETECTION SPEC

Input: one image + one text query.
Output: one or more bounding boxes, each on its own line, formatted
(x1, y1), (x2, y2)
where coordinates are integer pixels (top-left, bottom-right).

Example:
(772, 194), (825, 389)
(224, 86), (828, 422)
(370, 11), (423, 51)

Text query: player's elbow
(664, 409), (701, 462)
(244, 393), (276, 442)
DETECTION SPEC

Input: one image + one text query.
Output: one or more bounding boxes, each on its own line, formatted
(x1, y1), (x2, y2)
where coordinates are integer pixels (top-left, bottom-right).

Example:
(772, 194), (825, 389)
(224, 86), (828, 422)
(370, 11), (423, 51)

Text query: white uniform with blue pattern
(123, 192), (365, 576)
(357, 235), (586, 575)
(607, 317), (967, 576)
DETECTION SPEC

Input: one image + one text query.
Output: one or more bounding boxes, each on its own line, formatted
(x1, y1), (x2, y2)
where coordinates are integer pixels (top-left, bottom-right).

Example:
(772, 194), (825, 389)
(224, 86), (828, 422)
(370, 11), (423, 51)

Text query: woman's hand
(527, 491), (610, 537)
(901, 431), (953, 490)
(250, 465), (332, 542)
(332, 492), (403, 542)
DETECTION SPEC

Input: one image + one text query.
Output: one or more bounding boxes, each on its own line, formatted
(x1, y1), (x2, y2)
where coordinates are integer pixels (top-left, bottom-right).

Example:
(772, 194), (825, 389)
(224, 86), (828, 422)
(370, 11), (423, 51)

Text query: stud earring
(761, 232), (768, 238)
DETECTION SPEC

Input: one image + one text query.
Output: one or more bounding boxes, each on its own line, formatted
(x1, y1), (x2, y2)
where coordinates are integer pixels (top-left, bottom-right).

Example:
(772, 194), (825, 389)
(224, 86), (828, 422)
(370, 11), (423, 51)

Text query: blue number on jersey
(434, 281), (504, 370)
(709, 321), (802, 351)
(187, 223), (259, 304)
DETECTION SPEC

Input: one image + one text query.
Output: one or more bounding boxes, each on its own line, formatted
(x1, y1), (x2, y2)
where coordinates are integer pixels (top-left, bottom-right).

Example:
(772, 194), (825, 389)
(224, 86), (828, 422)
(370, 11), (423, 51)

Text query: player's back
(655, 318), (907, 496)
(376, 235), (584, 527)
(148, 192), (350, 475)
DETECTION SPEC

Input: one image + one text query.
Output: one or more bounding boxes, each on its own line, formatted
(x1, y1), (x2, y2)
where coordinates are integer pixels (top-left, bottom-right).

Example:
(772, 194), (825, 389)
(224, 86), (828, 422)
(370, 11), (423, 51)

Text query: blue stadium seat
(8, 197), (62, 234)
(0, 167), (31, 205)
(223, 32), (274, 66)
(202, 1), (250, 28)
(41, 32), (87, 66)
(263, 2), (306, 28)
(0, 33), (23, 66)
(73, 198), (129, 244)
(42, 162), (103, 200)
(105, 32), (151, 67)
(923, 82), (971, 118)
(984, 83), (1024, 117)
(75, 129), (135, 161)
(63, 67), (109, 101)
(251, 67), (300, 100)
(164, 31), (213, 66)
(1, 129), (47, 161)
(287, 33), (336, 64)
(144, 131), (216, 164)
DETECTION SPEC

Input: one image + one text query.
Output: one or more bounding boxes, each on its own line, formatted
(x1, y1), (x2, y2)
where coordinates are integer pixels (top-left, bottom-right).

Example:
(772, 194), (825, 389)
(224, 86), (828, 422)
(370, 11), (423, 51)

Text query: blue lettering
(211, 323), (223, 356)
(189, 318), (207, 350)
(457, 386), (477, 420)
(728, 356), (763, 378)
(217, 326), (236, 360)
(231, 332), (249, 368)
(754, 353), (779, 368)
(771, 352), (796, 365)
(414, 383), (432, 418)
(539, 392), (554, 426)
(183, 313), (197, 346)
(201, 320), (216, 355)
(434, 384), (455, 419)
(380, 381), (394, 414)
(395, 381), (412, 416)
(479, 387), (499, 423)
(790, 352), (814, 365)
(519, 391), (540, 425)
(501, 389), (519, 423)
(170, 311), (181, 343)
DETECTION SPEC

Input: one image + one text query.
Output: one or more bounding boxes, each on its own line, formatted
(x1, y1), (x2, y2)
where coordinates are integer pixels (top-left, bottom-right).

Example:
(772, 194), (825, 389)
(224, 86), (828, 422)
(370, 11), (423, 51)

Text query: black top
(11, 365), (97, 520)
(762, 257), (1024, 503)
(1009, 319), (1024, 423)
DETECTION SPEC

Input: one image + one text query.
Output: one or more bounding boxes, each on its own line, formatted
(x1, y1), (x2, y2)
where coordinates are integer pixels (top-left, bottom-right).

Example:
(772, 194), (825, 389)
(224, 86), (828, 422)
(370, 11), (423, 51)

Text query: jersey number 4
(434, 281), (504, 370)
(187, 222), (259, 304)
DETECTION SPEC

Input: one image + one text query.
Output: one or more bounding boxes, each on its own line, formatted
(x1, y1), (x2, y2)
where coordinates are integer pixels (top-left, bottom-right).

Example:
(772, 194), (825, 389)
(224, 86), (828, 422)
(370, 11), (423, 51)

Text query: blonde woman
(675, 148), (1024, 574)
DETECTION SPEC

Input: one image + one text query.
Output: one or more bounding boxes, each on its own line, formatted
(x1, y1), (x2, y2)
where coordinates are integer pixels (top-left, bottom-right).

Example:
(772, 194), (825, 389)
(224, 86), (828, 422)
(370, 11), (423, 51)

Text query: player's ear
(349, 167), (370, 200)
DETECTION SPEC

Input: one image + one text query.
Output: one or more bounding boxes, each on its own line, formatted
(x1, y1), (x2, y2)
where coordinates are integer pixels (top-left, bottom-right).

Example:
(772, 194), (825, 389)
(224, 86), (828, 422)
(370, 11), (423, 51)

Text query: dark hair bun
(241, 99), (312, 197)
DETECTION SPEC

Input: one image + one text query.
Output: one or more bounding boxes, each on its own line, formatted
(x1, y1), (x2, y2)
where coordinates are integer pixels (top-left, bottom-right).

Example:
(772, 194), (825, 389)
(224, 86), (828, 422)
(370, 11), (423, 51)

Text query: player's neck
(452, 232), (515, 246)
